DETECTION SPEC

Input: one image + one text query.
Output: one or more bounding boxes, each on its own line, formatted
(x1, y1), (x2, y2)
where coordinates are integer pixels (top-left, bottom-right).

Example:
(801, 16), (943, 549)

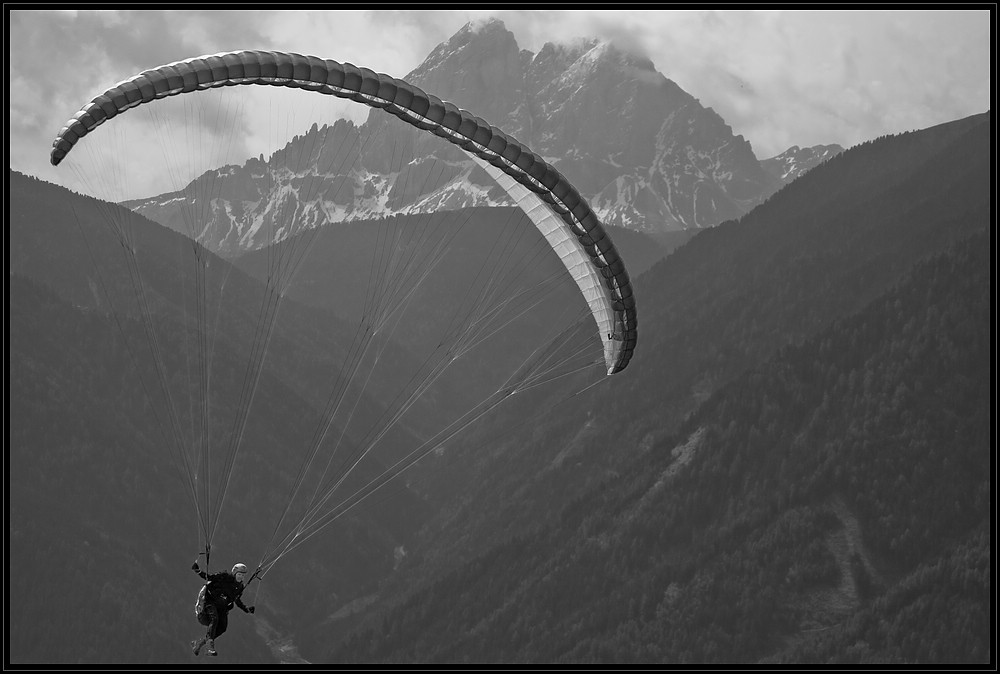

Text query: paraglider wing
(50, 50), (636, 373)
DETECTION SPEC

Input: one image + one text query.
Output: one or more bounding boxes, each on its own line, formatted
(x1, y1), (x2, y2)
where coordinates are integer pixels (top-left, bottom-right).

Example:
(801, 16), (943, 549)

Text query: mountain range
(125, 19), (837, 256)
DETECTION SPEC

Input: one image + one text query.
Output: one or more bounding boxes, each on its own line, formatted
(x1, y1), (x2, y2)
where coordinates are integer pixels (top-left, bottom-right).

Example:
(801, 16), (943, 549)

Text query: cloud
(10, 9), (276, 196)
(9, 9), (991, 196)
(605, 9), (992, 157)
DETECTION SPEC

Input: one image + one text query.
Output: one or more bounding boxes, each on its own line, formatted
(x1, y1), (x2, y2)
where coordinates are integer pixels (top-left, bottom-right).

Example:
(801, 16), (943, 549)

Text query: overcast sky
(9, 8), (991, 200)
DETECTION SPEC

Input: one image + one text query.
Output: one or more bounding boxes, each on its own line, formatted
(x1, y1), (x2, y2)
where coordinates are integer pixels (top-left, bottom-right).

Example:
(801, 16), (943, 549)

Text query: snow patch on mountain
(762, 144), (845, 184)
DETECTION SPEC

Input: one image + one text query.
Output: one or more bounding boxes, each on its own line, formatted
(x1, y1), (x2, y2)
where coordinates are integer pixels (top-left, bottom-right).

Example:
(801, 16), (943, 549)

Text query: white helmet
(232, 563), (248, 576)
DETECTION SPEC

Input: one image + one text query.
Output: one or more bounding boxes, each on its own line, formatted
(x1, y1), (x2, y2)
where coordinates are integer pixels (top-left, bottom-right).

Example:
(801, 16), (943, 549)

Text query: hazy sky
(9, 8), (991, 199)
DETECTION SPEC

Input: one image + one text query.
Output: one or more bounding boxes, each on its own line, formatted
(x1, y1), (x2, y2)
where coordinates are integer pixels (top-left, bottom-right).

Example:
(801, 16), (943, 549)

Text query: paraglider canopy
(50, 50), (636, 374)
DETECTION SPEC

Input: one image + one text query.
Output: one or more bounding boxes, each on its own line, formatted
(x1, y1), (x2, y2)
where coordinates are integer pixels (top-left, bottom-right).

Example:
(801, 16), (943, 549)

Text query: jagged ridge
(129, 18), (787, 253)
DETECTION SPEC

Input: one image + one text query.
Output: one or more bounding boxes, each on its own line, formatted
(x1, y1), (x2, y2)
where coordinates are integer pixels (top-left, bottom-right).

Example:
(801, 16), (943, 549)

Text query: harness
(194, 584), (208, 617)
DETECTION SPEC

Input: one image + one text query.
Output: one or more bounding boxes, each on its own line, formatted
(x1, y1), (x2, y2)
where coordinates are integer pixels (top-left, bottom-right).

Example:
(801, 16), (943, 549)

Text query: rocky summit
(128, 19), (799, 254)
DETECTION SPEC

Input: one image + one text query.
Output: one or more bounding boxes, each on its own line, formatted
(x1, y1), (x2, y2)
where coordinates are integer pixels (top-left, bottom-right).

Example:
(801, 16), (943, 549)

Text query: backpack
(194, 584), (207, 617)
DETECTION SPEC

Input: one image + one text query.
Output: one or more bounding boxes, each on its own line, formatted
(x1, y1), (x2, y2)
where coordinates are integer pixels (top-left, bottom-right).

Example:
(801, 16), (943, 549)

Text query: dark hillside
(359, 112), (992, 577)
(7, 173), (439, 664)
(326, 225), (991, 664)
(234, 206), (668, 414)
(629, 111), (990, 430)
(8, 171), (425, 418)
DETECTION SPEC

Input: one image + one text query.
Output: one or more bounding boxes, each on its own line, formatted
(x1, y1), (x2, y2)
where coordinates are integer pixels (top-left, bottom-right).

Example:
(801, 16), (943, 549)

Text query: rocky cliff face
(128, 18), (785, 254)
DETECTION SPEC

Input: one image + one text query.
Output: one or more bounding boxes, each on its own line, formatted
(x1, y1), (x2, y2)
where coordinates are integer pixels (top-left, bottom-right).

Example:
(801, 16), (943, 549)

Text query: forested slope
(327, 226), (990, 665)
(317, 113), (991, 664)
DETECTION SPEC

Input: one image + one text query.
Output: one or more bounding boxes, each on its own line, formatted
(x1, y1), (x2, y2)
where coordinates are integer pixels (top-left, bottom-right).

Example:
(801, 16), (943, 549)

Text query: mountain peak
(464, 16), (507, 34)
(411, 17), (519, 88)
(405, 18), (526, 136)
(761, 144), (845, 184)
(584, 39), (655, 70)
(432, 16), (516, 58)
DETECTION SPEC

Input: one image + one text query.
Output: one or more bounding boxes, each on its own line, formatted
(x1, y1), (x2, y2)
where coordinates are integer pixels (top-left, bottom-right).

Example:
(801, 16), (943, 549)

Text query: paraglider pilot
(191, 560), (255, 656)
